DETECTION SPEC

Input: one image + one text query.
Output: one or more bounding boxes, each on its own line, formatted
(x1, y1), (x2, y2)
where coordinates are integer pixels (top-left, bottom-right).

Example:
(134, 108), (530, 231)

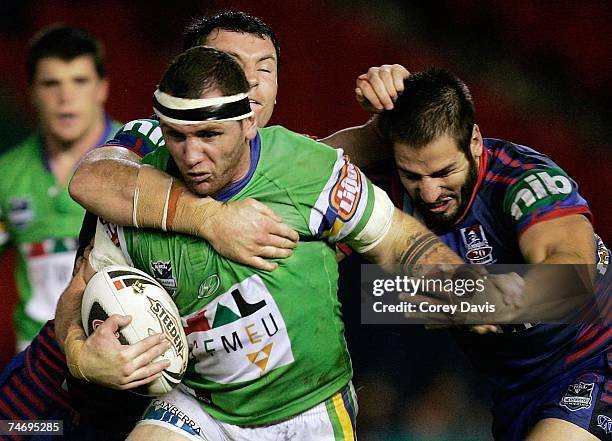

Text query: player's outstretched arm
(360, 207), (463, 269)
(321, 64), (409, 167)
(70, 146), (298, 271)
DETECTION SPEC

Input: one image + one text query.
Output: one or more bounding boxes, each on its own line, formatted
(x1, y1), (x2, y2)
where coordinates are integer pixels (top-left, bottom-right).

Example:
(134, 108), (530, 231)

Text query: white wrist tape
(350, 185), (395, 253)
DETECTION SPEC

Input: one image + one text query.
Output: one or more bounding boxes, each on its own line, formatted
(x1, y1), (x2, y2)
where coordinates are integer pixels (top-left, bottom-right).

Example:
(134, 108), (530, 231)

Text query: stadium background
(0, 1), (609, 439)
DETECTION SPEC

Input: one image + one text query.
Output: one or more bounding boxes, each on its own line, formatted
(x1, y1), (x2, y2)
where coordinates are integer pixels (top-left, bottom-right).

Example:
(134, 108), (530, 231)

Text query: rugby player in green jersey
(0, 25), (122, 349)
(65, 45), (462, 441)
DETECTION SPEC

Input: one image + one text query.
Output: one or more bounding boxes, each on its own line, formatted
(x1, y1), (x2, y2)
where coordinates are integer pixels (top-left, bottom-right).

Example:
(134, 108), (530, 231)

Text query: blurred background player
(0, 25), (121, 351)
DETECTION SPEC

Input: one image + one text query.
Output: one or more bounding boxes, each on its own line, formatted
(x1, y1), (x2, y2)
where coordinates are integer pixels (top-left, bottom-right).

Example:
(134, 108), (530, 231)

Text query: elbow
(68, 162), (91, 206)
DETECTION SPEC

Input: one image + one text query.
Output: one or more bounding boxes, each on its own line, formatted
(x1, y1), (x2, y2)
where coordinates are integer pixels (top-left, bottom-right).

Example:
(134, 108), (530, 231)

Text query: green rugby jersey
(98, 122), (376, 425)
(0, 118), (122, 346)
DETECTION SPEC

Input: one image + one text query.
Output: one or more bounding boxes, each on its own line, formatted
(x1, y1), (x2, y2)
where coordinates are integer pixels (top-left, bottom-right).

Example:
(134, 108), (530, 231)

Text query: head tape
(153, 89), (253, 125)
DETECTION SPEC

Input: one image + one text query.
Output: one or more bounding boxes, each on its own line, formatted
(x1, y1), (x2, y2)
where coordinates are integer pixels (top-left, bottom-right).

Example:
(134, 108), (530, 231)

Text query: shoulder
(0, 134), (39, 163)
(104, 117), (164, 158)
(0, 135), (40, 188)
(260, 126), (338, 160)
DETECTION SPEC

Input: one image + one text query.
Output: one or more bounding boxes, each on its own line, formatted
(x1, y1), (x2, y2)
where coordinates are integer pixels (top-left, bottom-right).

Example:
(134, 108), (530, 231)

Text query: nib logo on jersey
(460, 224), (495, 264)
(183, 275), (294, 384)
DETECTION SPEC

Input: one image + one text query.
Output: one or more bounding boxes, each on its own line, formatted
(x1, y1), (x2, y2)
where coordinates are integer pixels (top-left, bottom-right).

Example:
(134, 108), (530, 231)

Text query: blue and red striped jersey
(367, 137), (610, 393)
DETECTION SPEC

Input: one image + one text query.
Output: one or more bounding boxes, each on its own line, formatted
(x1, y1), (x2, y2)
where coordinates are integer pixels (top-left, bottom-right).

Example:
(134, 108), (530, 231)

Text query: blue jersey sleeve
(103, 118), (164, 158)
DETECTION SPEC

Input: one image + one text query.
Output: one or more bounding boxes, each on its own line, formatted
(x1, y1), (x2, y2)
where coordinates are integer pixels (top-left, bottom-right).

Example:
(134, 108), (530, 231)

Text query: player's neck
(44, 115), (106, 185)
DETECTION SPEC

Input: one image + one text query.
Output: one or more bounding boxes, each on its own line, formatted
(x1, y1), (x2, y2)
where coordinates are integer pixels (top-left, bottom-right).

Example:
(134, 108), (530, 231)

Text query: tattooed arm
(358, 208), (463, 269)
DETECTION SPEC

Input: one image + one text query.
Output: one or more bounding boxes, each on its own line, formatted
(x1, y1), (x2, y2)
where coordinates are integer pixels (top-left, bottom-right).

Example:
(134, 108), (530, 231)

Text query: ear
(243, 114), (258, 140)
(470, 124), (483, 159)
(97, 78), (109, 104)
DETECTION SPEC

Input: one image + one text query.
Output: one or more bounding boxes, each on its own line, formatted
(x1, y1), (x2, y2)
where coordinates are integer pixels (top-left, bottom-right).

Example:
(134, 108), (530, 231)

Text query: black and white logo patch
(559, 382), (595, 411)
(8, 197), (33, 229)
(151, 261), (177, 297)
(597, 415), (612, 434)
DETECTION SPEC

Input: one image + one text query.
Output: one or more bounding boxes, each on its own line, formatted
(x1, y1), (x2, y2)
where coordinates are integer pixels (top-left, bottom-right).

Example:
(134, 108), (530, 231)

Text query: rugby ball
(81, 264), (188, 396)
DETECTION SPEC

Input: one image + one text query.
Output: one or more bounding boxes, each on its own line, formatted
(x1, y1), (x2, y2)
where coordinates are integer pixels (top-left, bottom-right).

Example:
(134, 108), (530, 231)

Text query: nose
(243, 65), (258, 89)
(418, 177), (442, 204)
(58, 83), (74, 104)
(183, 137), (204, 168)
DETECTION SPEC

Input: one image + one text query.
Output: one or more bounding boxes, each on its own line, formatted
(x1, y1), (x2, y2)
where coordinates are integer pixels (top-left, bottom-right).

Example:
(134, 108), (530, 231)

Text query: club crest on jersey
(597, 415), (612, 434)
(559, 382), (594, 411)
(151, 261), (177, 296)
(330, 159), (362, 222)
(460, 224), (495, 264)
(7, 197), (33, 229)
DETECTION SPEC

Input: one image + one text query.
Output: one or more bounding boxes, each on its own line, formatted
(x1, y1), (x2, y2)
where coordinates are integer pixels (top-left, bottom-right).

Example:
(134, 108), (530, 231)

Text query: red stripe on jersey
(453, 146), (489, 226)
(0, 395), (19, 420)
(13, 375), (45, 414)
(497, 150), (535, 170)
(565, 327), (611, 363)
(485, 172), (516, 185)
(517, 206), (592, 238)
(4, 384), (35, 419)
(575, 325), (600, 345)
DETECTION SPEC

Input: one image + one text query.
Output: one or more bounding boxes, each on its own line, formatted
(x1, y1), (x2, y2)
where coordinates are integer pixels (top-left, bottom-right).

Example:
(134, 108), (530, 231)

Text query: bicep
(518, 214), (595, 264)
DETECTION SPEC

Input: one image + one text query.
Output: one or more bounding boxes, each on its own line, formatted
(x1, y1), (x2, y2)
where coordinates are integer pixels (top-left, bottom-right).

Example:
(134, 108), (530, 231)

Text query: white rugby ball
(81, 264), (188, 396)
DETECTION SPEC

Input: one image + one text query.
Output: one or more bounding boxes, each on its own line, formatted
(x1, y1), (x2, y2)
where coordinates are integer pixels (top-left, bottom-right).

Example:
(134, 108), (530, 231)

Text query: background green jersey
(0, 119), (121, 346)
(100, 122), (376, 425)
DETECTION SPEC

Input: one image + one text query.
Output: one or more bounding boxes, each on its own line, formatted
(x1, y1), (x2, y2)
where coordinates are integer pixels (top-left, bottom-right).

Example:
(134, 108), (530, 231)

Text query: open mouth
(425, 197), (453, 213)
(188, 173), (212, 184)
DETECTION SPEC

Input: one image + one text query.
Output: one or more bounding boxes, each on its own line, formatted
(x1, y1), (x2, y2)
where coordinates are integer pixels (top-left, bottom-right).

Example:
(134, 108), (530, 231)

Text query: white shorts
(136, 383), (358, 441)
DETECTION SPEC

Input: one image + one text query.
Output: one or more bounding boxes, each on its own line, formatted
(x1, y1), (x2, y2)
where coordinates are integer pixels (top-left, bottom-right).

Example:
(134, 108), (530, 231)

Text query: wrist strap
(65, 328), (88, 381)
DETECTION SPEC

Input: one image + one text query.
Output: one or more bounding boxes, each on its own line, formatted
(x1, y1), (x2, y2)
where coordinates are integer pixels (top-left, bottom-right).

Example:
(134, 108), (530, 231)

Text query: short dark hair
(381, 68), (475, 156)
(159, 46), (250, 99)
(26, 24), (105, 83)
(183, 11), (281, 67)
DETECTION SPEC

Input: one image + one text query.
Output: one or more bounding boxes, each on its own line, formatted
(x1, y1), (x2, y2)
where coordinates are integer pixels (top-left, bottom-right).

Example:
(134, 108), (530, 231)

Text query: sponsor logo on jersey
(559, 381), (595, 411)
(182, 275), (294, 384)
(504, 168), (573, 221)
(8, 197), (33, 229)
(460, 224), (495, 264)
(151, 260), (177, 296)
(198, 274), (220, 299)
(595, 235), (609, 276)
(147, 297), (185, 356)
(597, 415), (612, 434)
(330, 159), (362, 222)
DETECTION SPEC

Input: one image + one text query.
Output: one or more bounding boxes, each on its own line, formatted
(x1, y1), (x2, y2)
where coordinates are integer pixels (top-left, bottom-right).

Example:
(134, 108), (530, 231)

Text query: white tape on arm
(349, 185), (395, 253)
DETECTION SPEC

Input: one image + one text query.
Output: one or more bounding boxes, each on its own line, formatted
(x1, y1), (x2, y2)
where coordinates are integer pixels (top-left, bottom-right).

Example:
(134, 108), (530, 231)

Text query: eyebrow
(398, 164), (457, 178)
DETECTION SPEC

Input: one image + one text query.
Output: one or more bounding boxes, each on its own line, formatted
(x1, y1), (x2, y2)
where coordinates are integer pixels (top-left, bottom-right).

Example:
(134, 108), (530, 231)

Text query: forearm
(69, 147), (140, 225)
(54, 273), (87, 352)
(320, 116), (392, 167)
(361, 209), (463, 270)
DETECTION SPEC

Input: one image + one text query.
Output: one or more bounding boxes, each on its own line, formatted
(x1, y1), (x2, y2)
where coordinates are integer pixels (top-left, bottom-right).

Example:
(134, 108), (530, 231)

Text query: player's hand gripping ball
(81, 265), (188, 396)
